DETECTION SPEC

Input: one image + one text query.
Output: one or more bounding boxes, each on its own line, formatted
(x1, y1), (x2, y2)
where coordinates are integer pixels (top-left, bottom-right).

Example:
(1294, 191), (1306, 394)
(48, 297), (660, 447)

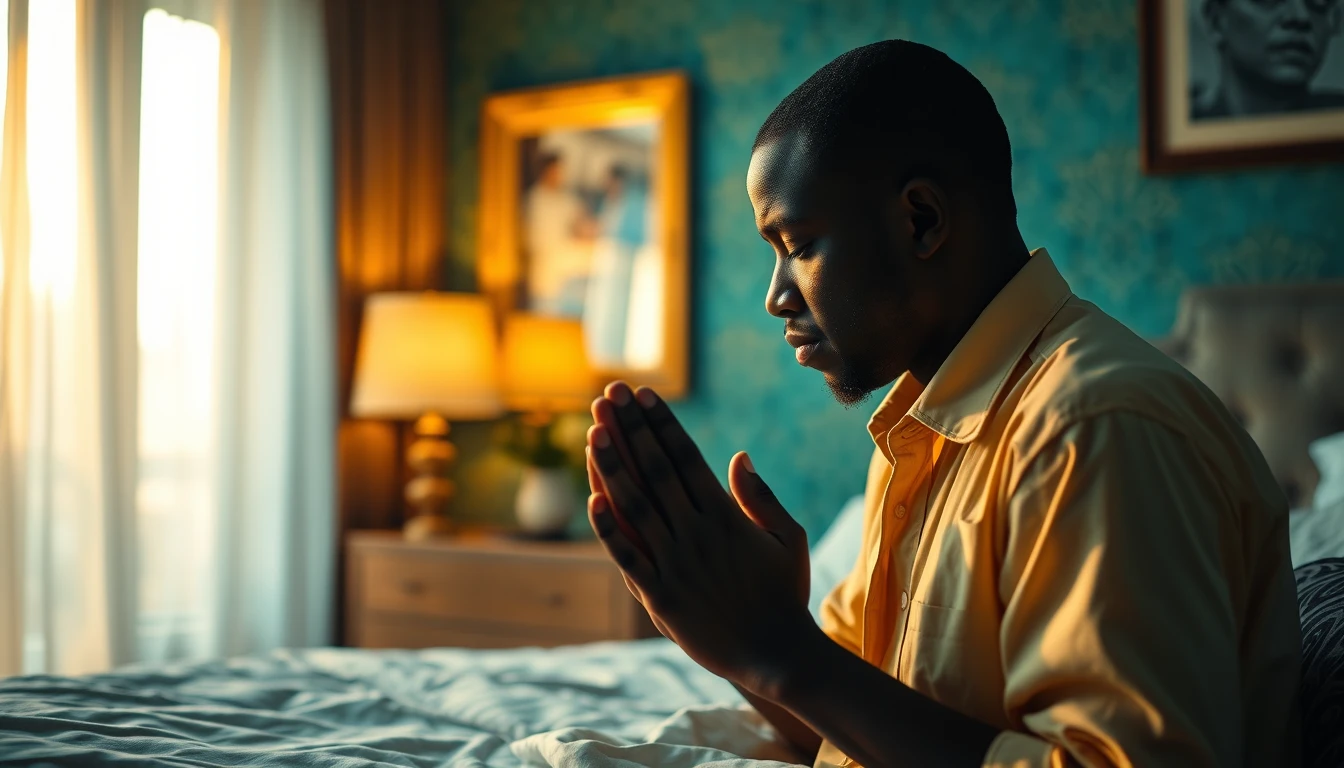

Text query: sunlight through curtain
(0, 0), (333, 676)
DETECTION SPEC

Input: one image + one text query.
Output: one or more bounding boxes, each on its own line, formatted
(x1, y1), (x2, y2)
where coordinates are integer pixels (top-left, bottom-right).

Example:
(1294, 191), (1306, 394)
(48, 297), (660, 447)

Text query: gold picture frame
(476, 72), (690, 398)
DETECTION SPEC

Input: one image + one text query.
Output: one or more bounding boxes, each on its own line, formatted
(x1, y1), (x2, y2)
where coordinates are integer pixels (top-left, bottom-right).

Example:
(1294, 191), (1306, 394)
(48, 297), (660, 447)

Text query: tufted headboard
(1158, 283), (1344, 509)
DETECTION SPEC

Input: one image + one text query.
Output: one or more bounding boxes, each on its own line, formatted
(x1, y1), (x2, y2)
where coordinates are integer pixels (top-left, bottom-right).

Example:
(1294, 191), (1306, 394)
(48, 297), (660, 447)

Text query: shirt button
(900, 591), (909, 611)
(895, 503), (906, 518)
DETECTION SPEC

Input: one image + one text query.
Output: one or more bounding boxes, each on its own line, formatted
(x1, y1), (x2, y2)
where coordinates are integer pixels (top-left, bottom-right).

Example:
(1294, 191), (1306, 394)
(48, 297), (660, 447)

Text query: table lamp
(351, 292), (504, 540)
(502, 314), (600, 419)
(501, 314), (600, 535)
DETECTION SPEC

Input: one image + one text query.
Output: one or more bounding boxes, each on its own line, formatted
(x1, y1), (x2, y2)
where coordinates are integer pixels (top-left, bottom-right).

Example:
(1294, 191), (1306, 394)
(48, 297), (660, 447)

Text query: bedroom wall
(446, 0), (1344, 539)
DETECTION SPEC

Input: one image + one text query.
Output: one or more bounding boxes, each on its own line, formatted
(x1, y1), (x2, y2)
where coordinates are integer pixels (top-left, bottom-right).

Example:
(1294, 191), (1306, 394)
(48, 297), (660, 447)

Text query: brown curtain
(325, 0), (449, 543)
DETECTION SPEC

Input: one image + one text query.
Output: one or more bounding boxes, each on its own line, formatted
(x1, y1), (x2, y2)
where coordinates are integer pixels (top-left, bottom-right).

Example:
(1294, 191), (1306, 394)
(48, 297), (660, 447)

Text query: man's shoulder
(997, 298), (1288, 525)
(1191, 83), (1229, 120)
(1306, 88), (1344, 111)
(1005, 297), (1243, 457)
(1026, 296), (1202, 410)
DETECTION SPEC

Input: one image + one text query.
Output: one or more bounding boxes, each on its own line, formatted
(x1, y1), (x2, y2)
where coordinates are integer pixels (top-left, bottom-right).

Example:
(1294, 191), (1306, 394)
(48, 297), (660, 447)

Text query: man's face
(541, 160), (563, 189)
(1210, 0), (1341, 88)
(746, 134), (940, 406)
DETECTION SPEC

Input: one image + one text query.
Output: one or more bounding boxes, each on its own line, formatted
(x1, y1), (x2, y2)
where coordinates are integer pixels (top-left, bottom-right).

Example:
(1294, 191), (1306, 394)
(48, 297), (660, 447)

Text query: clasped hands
(584, 381), (814, 695)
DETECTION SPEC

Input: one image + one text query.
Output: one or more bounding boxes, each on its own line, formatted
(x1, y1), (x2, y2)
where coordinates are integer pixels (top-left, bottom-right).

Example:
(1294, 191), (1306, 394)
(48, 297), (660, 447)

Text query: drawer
(359, 548), (616, 633)
(356, 613), (605, 650)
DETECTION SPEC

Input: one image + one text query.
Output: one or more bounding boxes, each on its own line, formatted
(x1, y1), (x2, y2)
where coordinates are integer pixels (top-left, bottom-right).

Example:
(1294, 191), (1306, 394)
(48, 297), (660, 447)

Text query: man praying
(584, 40), (1302, 768)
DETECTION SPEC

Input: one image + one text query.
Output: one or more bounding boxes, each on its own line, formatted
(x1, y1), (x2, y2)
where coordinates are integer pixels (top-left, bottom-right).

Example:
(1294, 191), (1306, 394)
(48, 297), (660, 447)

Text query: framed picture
(477, 72), (689, 398)
(1141, 0), (1344, 172)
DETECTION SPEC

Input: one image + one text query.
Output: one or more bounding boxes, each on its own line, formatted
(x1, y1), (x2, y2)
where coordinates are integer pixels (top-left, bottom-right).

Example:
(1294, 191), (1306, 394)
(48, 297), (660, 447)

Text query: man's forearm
(758, 622), (1000, 768)
(733, 682), (822, 763)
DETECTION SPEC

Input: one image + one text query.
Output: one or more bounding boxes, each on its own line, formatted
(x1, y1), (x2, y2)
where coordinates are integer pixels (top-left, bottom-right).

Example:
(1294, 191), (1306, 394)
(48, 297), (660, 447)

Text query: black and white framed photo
(1142, 0), (1344, 172)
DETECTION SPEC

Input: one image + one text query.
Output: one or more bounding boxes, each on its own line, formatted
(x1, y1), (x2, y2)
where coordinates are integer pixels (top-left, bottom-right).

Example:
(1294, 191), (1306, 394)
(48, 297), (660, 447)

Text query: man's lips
(1269, 39), (1315, 58)
(785, 331), (824, 366)
(794, 341), (821, 365)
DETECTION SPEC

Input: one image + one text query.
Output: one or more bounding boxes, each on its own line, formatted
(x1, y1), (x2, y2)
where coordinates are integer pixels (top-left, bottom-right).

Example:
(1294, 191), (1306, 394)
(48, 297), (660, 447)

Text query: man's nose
(766, 263), (801, 319)
(1279, 0), (1313, 26)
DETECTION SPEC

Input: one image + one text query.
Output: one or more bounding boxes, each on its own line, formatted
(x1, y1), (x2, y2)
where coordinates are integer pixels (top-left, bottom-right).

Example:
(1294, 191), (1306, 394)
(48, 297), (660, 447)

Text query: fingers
(588, 491), (659, 590)
(612, 547), (672, 640)
(727, 453), (811, 606)
(601, 382), (698, 530)
(629, 385), (724, 501)
(588, 445), (652, 558)
(589, 423), (673, 557)
(590, 395), (649, 495)
(585, 446), (601, 495)
(728, 452), (807, 550)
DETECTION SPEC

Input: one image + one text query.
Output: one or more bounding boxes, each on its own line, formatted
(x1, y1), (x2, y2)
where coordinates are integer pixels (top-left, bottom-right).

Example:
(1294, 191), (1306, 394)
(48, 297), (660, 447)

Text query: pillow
(1289, 432), (1344, 567)
(1291, 502), (1344, 568)
(1309, 431), (1344, 510)
(808, 495), (865, 621)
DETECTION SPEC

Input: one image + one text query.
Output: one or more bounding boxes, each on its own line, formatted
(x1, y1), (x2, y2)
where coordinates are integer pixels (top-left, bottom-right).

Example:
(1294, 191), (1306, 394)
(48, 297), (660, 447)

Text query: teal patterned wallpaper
(447, 0), (1344, 539)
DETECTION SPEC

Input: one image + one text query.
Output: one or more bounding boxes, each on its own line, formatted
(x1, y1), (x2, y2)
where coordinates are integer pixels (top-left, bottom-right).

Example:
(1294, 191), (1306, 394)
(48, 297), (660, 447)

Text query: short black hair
(753, 40), (1015, 214)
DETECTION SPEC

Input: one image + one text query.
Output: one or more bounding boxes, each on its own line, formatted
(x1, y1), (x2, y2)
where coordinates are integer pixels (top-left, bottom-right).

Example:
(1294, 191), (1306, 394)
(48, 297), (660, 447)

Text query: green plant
(494, 416), (572, 469)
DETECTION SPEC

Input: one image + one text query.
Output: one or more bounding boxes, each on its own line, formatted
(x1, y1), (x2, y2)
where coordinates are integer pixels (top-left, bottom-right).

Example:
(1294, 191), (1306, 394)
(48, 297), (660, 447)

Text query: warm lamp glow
(351, 292), (503, 420)
(503, 314), (599, 413)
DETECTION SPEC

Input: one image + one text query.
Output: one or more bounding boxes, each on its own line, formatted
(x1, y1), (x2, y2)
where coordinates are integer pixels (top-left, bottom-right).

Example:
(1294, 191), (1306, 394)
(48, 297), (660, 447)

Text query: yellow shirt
(816, 250), (1302, 768)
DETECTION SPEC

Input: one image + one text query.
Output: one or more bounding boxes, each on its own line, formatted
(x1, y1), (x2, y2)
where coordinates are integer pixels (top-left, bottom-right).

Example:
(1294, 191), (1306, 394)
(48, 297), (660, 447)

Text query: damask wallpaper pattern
(448, 0), (1344, 538)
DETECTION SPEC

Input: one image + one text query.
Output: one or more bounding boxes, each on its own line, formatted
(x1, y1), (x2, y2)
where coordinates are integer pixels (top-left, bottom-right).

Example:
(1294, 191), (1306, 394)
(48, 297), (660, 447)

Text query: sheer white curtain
(0, 0), (32, 677)
(210, 0), (335, 657)
(0, 0), (334, 677)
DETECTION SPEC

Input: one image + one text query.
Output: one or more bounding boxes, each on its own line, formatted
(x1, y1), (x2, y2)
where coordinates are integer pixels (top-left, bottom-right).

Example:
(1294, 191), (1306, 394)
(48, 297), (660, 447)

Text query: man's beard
(824, 359), (883, 408)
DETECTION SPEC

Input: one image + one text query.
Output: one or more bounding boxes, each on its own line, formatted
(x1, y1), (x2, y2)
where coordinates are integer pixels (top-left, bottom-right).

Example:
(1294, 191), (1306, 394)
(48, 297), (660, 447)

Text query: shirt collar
(867, 248), (1073, 450)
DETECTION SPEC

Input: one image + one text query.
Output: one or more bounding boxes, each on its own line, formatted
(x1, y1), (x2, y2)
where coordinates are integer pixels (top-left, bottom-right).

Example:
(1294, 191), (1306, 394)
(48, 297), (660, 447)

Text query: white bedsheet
(0, 638), (804, 767)
(1290, 495), (1344, 568)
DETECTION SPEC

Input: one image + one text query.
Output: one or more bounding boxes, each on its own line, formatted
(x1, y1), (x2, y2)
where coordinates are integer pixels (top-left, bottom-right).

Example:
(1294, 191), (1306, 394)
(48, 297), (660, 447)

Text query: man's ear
(898, 178), (949, 260)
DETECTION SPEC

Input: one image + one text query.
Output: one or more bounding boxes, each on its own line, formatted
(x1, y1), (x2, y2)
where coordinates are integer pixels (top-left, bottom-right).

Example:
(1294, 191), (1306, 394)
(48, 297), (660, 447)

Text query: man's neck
(1222, 62), (1308, 116)
(907, 234), (1031, 386)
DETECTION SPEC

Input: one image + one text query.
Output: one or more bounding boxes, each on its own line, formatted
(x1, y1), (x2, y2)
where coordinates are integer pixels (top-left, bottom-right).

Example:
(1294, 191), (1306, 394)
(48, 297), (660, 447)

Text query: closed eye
(786, 242), (813, 260)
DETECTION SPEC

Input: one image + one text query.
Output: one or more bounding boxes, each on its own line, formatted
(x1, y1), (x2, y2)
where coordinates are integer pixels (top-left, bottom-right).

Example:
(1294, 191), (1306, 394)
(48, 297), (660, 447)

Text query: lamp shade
(502, 314), (599, 413)
(351, 292), (504, 420)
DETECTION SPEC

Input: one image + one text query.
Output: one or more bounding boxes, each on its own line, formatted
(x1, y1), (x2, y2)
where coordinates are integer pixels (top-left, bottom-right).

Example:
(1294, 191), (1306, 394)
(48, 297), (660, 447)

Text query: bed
(0, 638), (802, 767)
(3, 283), (1344, 767)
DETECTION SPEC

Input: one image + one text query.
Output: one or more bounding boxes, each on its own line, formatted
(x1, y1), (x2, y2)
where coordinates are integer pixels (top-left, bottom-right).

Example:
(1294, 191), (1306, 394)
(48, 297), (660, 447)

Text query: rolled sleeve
(992, 411), (1244, 767)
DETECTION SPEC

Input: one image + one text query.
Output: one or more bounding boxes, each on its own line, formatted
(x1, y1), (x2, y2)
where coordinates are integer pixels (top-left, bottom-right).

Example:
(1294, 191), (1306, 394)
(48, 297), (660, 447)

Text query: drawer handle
(400, 580), (426, 596)
(543, 592), (566, 608)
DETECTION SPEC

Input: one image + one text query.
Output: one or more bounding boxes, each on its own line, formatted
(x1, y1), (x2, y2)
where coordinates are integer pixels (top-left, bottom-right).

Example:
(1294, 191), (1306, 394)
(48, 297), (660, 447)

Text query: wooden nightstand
(345, 530), (659, 649)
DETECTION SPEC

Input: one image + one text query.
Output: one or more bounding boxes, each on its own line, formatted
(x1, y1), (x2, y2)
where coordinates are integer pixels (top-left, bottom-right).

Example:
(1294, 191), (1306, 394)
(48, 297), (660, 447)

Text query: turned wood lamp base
(402, 411), (457, 542)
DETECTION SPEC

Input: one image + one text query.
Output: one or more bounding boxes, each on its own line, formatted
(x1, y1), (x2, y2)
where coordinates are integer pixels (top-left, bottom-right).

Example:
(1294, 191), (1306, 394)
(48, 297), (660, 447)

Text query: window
(2, 0), (327, 675)
(134, 8), (220, 658)
(20, 0), (80, 674)
(28, 0), (76, 300)
(6, 1), (221, 668)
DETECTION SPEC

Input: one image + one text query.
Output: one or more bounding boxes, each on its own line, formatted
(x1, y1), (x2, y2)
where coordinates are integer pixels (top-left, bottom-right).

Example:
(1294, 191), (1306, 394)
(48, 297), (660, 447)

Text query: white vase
(516, 466), (576, 536)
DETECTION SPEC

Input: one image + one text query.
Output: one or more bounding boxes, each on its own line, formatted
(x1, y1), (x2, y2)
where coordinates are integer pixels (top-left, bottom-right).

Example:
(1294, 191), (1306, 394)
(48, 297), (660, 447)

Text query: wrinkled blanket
(0, 639), (803, 767)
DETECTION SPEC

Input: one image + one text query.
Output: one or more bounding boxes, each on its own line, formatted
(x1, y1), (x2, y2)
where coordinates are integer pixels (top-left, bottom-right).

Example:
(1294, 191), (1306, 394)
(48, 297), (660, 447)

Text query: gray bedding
(0, 639), (791, 767)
